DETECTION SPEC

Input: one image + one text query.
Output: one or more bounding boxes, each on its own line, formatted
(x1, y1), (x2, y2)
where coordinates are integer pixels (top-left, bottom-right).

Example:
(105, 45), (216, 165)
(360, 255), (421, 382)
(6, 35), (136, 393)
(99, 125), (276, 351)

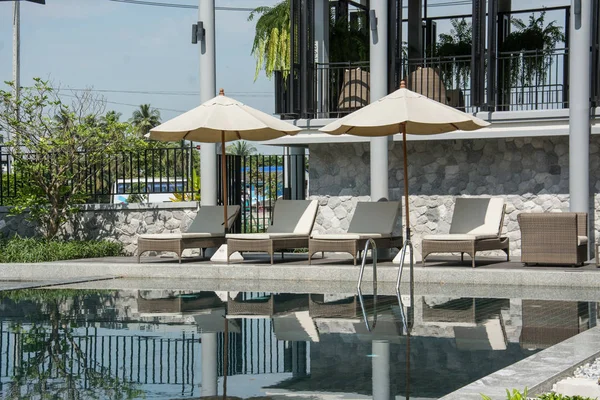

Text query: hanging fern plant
(248, 0), (291, 81)
(500, 11), (565, 87)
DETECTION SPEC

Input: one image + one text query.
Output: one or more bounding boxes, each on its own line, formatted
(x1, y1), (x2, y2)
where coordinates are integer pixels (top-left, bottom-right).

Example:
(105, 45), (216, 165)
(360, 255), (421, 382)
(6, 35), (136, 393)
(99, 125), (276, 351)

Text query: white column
(200, 333), (218, 396)
(372, 340), (390, 400)
(569, 0), (591, 217)
(199, 0), (217, 206)
(369, 0), (389, 202)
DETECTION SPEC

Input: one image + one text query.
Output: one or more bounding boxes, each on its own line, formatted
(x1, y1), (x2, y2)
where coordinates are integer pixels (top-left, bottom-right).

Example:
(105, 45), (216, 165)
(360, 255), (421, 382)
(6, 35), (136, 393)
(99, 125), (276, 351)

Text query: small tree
(130, 103), (161, 137)
(0, 78), (141, 239)
(227, 140), (257, 156)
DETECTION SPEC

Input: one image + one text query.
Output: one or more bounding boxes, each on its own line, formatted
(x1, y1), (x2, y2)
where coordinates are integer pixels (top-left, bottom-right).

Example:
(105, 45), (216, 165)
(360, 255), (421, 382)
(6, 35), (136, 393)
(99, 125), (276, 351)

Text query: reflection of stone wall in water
(307, 335), (535, 398)
(308, 136), (599, 256)
(0, 203), (198, 256)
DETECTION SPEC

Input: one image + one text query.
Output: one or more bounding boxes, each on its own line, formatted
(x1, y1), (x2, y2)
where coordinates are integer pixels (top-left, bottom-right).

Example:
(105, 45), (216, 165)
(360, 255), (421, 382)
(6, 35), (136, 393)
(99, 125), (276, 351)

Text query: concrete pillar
(568, 0), (591, 221)
(407, 0), (422, 61)
(372, 340), (391, 400)
(289, 147), (306, 199)
(314, 0), (329, 117)
(369, 0), (389, 203)
(291, 341), (308, 378)
(200, 332), (218, 396)
(199, 0), (217, 206)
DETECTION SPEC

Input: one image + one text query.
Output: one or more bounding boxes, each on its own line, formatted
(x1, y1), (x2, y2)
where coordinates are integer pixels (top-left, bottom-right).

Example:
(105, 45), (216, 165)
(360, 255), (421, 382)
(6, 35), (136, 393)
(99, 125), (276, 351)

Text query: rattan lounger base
(422, 237), (510, 268)
(227, 237), (309, 264)
(137, 237), (226, 264)
(308, 236), (404, 265)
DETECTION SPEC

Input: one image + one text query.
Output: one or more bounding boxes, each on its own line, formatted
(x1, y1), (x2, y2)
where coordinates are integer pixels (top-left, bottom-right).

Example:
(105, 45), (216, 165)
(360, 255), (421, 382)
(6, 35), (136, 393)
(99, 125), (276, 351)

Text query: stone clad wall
(309, 136), (600, 257)
(0, 202), (199, 256)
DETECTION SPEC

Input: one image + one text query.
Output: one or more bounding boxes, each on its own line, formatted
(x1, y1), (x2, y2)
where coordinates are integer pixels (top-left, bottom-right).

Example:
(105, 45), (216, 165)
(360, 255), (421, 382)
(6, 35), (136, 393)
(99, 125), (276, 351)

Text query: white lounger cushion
(422, 233), (499, 241)
(139, 232), (223, 240)
(311, 233), (390, 240)
(449, 197), (505, 237)
(578, 236), (588, 246)
(226, 232), (307, 240)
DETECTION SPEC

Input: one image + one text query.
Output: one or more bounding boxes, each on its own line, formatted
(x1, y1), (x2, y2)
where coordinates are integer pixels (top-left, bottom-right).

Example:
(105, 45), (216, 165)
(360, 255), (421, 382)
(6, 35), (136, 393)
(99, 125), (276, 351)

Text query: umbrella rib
(450, 123), (460, 131)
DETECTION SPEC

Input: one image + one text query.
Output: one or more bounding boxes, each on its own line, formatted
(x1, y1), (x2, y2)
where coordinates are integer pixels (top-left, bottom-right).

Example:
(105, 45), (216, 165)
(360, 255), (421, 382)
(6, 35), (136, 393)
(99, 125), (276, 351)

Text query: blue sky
(0, 0), (569, 153)
(0, 0), (282, 152)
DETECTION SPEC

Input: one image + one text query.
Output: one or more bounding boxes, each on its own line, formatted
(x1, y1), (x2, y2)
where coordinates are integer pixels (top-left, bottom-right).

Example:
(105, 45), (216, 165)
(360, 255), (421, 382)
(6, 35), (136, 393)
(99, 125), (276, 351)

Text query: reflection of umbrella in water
(320, 81), (490, 280)
(149, 90), (301, 232)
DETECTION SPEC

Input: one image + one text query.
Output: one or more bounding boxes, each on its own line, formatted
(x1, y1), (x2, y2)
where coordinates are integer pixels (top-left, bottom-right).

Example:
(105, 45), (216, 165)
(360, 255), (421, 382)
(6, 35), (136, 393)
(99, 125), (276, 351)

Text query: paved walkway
(0, 254), (599, 288)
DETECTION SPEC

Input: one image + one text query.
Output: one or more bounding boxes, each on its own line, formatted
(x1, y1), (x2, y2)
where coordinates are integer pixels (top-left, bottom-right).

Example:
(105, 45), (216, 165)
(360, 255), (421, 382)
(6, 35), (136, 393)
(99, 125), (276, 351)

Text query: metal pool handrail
(357, 238), (377, 332)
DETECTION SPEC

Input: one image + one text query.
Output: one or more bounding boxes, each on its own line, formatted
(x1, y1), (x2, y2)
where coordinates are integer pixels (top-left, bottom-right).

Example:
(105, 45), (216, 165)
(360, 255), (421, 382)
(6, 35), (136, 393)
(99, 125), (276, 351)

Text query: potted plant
(500, 11), (565, 88)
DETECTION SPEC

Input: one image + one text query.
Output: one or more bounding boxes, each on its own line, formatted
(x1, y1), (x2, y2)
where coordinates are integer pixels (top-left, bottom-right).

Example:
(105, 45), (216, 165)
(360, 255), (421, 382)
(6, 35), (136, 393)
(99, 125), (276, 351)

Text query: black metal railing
(0, 149), (308, 234)
(0, 143), (199, 206)
(218, 154), (308, 234)
(276, 48), (571, 118)
(314, 61), (370, 118)
(496, 48), (568, 111)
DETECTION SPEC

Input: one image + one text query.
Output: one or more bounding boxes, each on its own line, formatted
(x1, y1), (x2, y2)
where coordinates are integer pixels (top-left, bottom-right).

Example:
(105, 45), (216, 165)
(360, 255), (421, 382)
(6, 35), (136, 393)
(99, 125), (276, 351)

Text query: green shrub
(538, 394), (597, 400)
(0, 237), (123, 263)
(481, 390), (597, 400)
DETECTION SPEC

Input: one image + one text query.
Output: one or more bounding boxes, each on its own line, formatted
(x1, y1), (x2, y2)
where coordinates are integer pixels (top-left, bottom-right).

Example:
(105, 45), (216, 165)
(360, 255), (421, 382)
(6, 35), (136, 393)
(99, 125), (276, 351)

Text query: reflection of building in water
(0, 291), (596, 399)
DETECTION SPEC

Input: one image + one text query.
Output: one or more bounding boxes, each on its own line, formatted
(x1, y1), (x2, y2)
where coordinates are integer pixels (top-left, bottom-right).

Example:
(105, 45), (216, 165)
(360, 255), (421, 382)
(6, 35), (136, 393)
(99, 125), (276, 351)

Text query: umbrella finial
(219, 88), (225, 96)
(400, 80), (406, 89)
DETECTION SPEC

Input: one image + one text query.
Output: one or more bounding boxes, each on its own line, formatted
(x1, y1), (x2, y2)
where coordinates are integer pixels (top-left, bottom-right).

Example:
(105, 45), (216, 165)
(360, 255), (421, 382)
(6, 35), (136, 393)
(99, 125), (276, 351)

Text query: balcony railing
(276, 48), (571, 119)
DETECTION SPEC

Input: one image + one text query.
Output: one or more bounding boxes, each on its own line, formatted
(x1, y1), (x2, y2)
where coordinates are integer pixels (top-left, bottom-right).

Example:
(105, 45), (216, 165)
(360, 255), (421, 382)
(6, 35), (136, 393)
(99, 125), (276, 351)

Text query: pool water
(0, 289), (596, 399)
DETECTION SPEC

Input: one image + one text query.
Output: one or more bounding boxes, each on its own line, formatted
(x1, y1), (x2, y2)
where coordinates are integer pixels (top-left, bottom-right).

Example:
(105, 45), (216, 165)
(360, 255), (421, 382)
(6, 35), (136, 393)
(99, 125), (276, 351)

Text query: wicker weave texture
(422, 237), (509, 268)
(518, 212), (587, 266)
(308, 236), (403, 265)
(227, 237), (309, 264)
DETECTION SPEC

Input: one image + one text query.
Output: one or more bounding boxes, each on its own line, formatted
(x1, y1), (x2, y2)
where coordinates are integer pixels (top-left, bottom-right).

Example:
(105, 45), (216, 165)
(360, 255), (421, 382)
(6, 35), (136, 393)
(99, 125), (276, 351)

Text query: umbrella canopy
(321, 84), (489, 136)
(319, 81), (490, 242)
(148, 89), (301, 232)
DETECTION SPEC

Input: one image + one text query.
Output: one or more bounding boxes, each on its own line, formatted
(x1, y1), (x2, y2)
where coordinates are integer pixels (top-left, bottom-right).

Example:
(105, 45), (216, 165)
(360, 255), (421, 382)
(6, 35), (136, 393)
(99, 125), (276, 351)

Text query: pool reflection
(0, 289), (596, 399)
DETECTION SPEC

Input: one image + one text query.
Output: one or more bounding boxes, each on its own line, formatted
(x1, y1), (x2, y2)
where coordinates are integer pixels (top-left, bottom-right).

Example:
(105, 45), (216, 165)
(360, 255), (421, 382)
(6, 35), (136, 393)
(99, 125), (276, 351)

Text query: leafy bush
(0, 237), (123, 263)
(482, 389), (597, 400)
(538, 395), (597, 400)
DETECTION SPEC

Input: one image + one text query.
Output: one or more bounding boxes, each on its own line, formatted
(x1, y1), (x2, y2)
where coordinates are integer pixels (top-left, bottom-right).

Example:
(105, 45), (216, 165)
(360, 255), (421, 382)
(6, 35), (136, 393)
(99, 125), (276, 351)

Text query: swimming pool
(0, 288), (596, 399)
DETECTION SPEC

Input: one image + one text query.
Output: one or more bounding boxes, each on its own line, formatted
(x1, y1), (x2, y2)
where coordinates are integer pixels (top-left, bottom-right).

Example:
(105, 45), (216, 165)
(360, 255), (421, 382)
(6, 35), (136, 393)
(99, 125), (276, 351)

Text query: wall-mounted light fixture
(192, 21), (205, 44)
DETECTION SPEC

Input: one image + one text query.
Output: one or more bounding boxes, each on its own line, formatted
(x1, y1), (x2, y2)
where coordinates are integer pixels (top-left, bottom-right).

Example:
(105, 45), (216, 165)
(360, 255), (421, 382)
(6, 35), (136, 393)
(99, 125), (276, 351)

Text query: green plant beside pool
(0, 237), (123, 263)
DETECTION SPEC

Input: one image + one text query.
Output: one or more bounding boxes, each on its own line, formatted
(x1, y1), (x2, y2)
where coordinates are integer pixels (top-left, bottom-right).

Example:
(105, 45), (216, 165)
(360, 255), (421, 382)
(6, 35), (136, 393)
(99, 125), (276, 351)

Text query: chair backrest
(338, 68), (371, 111)
(449, 198), (505, 236)
(187, 205), (241, 235)
(348, 201), (401, 234)
(407, 67), (448, 105)
(267, 200), (319, 235)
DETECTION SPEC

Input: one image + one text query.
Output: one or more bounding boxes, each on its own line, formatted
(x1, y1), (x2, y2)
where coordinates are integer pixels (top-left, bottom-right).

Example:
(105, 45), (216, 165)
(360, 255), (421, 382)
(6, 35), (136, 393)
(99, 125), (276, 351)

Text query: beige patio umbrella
(148, 89), (301, 232)
(319, 81), (490, 256)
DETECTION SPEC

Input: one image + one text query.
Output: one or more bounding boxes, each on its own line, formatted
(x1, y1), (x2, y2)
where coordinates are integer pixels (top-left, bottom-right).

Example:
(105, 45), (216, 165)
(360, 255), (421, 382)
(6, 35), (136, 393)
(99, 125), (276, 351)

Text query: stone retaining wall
(309, 136), (600, 257)
(0, 202), (199, 256)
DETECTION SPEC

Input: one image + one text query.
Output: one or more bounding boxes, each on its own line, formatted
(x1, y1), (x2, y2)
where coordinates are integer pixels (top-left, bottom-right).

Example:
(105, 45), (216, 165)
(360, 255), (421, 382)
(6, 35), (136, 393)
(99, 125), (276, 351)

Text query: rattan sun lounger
(421, 198), (509, 268)
(308, 201), (403, 265)
(225, 199), (319, 264)
(137, 205), (240, 263)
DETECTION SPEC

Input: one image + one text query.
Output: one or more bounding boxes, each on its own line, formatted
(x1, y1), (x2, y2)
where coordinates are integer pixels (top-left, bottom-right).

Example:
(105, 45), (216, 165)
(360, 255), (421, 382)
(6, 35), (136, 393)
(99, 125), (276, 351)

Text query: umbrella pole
(396, 123), (414, 341)
(221, 131), (228, 233)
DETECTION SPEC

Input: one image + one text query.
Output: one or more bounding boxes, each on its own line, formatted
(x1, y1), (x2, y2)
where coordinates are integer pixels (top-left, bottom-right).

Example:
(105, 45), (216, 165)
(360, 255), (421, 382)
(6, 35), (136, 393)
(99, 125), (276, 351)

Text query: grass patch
(0, 237), (123, 263)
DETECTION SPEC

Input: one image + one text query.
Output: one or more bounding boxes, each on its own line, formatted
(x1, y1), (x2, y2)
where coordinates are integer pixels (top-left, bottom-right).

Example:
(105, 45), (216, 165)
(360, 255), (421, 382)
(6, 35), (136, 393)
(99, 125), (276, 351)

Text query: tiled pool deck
(0, 253), (599, 288)
(1, 254), (599, 399)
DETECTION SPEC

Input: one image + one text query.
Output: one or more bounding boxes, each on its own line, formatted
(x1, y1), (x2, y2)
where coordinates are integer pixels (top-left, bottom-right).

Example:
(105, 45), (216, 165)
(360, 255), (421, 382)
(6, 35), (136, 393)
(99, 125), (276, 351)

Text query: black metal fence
(289, 47), (569, 119)
(0, 147), (308, 234)
(218, 154), (307, 233)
